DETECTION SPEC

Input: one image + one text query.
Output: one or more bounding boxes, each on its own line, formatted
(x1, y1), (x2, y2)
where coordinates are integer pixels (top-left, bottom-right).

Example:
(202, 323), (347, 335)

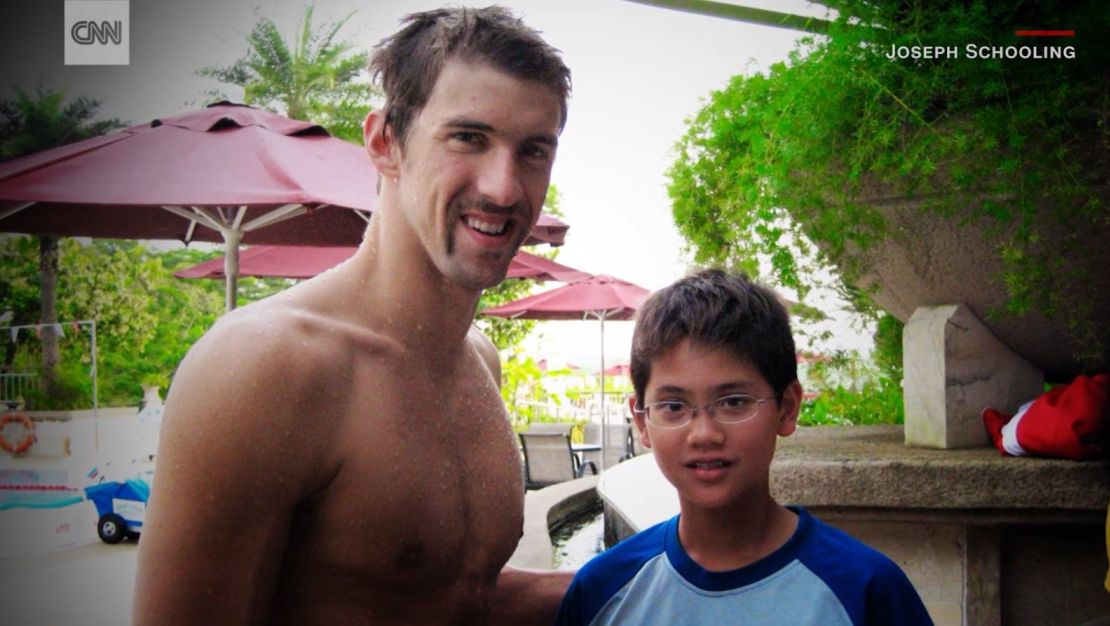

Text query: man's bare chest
(277, 372), (525, 593)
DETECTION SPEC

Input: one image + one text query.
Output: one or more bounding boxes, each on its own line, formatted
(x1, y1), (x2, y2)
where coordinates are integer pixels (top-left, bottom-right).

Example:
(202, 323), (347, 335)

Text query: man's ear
(629, 395), (652, 449)
(364, 109), (400, 179)
(777, 380), (803, 437)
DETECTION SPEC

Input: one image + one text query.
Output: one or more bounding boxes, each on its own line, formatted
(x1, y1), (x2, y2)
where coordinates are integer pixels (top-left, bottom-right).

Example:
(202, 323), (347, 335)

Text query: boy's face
(630, 339), (801, 513)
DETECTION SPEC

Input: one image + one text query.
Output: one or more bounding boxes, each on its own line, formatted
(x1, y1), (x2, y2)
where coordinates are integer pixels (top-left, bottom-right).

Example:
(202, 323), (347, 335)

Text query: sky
(0, 0), (868, 371)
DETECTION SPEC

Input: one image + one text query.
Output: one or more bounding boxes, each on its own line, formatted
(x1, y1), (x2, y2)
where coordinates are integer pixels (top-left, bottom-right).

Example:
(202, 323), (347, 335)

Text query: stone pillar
(137, 385), (164, 460)
(140, 385), (163, 413)
(902, 304), (1043, 448)
(964, 526), (1001, 626)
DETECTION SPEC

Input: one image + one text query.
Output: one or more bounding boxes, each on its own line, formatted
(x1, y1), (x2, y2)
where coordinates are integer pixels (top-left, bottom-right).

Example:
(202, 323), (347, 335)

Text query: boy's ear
(777, 380), (803, 437)
(628, 395), (652, 449)
(364, 109), (401, 179)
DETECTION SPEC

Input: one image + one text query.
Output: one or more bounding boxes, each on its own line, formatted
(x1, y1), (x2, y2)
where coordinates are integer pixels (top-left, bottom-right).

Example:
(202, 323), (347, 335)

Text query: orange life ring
(0, 413), (36, 455)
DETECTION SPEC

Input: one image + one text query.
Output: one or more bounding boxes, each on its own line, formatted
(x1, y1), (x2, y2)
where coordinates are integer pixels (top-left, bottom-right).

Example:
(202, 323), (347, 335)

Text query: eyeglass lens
(644, 394), (764, 428)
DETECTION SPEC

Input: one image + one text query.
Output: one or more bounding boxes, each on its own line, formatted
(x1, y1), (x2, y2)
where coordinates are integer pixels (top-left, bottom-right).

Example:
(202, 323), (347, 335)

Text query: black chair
(519, 432), (598, 489)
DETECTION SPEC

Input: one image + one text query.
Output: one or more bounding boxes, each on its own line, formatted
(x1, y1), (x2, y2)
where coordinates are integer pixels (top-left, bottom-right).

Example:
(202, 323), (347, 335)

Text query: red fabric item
(482, 274), (650, 321)
(505, 250), (591, 283)
(174, 245), (357, 279)
(982, 407), (1011, 455)
(983, 373), (1108, 460)
(0, 101), (568, 247)
(0, 103), (377, 245)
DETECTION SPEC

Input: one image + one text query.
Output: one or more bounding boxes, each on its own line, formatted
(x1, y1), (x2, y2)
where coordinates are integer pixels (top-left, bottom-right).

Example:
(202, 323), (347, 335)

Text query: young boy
(555, 269), (933, 626)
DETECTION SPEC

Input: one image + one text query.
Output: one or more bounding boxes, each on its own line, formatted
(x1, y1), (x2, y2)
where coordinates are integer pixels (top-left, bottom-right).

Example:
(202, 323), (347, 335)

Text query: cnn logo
(71, 20), (123, 46)
(64, 1), (129, 65)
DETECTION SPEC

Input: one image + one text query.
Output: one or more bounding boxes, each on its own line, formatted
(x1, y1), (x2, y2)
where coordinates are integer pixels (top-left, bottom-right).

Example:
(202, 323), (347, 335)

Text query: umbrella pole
(223, 231), (243, 312)
(599, 314), (606, 471)
(90, 319), (98, 418)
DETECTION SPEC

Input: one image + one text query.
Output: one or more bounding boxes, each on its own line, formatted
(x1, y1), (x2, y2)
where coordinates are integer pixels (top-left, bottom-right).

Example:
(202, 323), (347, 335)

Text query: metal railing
(0, 372), (39, 407)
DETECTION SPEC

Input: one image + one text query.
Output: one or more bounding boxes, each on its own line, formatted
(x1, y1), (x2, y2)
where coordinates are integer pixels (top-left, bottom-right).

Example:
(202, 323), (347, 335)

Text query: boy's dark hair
(630, 268), (798, 403)
(369, 5), (571, 147)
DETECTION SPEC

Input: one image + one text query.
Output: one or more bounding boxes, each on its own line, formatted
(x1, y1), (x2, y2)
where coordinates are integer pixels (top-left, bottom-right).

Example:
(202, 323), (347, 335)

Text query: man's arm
(133, 319), (335, 625)
(469, 328), (572, 624)
(491, 566), (574, 626)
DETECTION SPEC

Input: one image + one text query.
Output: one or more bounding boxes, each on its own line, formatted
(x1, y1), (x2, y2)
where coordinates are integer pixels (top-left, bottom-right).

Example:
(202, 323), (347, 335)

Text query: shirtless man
(133, 7), (573, 625)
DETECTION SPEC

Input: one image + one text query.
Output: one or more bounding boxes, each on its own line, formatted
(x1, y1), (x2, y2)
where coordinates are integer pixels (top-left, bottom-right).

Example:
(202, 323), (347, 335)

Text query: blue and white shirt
(555, 507), (932, 626)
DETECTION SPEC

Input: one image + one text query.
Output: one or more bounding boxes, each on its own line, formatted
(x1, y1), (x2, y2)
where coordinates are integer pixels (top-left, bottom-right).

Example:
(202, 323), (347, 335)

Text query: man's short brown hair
(370, 5), (571, 147)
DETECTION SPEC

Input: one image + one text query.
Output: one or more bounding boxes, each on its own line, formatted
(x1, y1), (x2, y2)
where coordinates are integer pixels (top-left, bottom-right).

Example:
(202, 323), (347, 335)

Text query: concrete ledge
(0, 502), (97, 560)
(597, 454), (673, 534)
(773, 425), (1109, 511)
(508, 476), (599, 570)
(22, 407), (138, 421)
(600, 425), (1109, 536)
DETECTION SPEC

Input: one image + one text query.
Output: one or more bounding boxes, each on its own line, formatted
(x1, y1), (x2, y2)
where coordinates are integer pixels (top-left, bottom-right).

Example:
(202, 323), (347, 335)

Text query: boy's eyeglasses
(633, 394), (770, 429)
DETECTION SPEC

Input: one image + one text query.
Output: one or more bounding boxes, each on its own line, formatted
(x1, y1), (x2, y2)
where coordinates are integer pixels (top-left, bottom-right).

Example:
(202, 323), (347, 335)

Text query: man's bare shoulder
(165, 298), (400, 454)
(467, 325), (501, 385)
(180, 297), (400, 391)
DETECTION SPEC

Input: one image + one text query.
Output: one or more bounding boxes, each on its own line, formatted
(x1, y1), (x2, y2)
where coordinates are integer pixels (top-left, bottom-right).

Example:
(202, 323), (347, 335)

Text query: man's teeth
(466, 217), (507, 235)
(692, 461), (726, 469)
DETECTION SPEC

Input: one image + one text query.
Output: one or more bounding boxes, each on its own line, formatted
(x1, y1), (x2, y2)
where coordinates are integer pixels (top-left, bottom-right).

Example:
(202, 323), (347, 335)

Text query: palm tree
(0, 88), (122, 159)
(0, 87), (124, 398)
(198, 4), (379, 143)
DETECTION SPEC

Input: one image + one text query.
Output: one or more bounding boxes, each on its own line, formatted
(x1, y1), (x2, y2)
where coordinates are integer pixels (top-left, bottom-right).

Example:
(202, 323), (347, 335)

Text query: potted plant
(668, 0), (1108, 380)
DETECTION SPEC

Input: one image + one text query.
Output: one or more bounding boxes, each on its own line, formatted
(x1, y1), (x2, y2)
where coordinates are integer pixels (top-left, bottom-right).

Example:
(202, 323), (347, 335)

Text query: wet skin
(263, 317), (525, 625)
(134, 59), (565, 626)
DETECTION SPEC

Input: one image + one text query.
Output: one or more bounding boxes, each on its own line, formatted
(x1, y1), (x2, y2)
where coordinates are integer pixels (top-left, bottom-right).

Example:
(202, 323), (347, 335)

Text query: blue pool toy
(84, 479), (150, 544)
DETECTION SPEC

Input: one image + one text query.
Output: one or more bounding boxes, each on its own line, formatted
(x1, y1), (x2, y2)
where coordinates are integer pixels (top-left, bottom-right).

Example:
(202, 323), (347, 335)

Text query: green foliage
(798, 377), (904, 426)
(477, 269), (537, 351)
(1, 239), (226, 409)
(199, 4), (379, 143)
(669, 0), (1109, 366)
(500, 351), (553, 430)
(798, 348), (903, 426)
(0, 86), (124, 158)
(0, 87), (128, 401)
(872, 313), (903, 380)
(0, 236), (40, 366)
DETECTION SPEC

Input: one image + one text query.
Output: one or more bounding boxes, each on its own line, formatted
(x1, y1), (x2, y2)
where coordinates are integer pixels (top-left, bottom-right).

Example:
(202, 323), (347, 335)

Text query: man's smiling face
(393, 59), (562, 291)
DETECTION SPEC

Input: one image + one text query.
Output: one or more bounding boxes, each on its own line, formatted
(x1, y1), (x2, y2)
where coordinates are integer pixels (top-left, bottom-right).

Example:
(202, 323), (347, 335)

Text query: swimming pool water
(552, 507), (605, 570)
(0, 490), (84, 510)
(0, 469), (83, 510)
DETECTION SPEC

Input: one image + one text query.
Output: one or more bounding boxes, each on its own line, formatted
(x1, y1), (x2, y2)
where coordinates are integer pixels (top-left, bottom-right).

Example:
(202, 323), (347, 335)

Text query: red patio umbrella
(0, 102), (376, 310)
(174, 246), (589, 282)
(596, 362), (631, 377)
(174, 245), (356, 280)
(527, 213), (571, 249)
(506, 250), (591, 283)
(0, 101), (569, 310)
(483, 274), (651, 467)
(482, 275), (648, 321)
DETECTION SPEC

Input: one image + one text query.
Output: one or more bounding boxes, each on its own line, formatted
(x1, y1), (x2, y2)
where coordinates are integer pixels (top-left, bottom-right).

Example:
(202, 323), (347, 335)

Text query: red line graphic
(1015, 30), (1075, 36)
